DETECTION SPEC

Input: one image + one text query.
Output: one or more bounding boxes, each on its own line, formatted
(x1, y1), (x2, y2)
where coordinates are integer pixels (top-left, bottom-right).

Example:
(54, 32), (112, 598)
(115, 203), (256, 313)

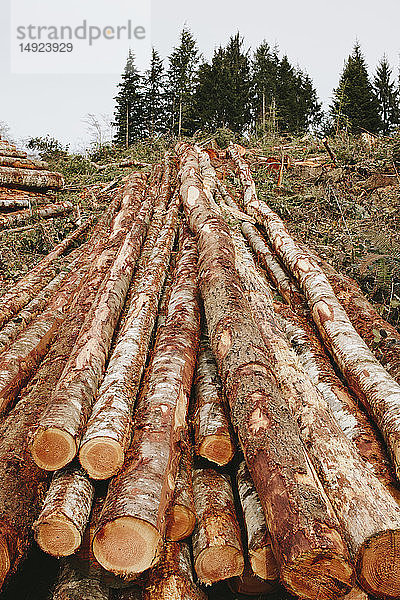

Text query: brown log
(236, 461), (279, 582)
(0, 201), (73, 231)
(31, 174), (150, 471)
(0, 148), (27, 159)
(192, 468), (244, 584)
(165, 434), (196, 542)
(0, 156), (49, 170)
(228, 565), (279, 597)
(232, 231), (400, 599)
(0, 165), (64, 190)
(0, 186), (49, 205)
(79, 191), (179, 479)
(33, 466), (94, 557)
(0, 198), (29, 209)
(51, 561), (110, 600)
(92, 228), (200, 577)
(144, 541), (206, 600)
(192, 334), (235, 466)
(228, 142), (400, 481)
(178, 142), (353, 600)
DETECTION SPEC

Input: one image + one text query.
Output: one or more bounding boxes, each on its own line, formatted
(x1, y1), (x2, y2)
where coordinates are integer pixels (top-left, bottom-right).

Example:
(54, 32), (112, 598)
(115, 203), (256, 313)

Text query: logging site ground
(0, 130), (400, 600)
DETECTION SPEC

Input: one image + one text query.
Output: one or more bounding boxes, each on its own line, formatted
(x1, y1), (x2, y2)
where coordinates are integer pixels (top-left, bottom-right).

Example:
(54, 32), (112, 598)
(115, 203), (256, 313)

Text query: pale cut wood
(166, 433), (196, 542)
(52, 561), (110, 600)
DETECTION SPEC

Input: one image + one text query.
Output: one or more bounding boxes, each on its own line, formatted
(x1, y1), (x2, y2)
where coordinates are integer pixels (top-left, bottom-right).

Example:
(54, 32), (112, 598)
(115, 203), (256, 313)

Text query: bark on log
(0, 198), (29, 209)
(144, 541), (206, 600)
(178, 142), (353, 600)
(79, 193), (179, 479)
(92, 229), (200, 577)
(166, 433), (196, 542)
(0, 156), (49, 170)
(0, 201), (73, 231)
(51, 561), (110, 600)
(0, 165), (64, 190)
(0, 149), (27, 159)
(232, 231), (400, 599)
(228, 142), (400, 481)
(193, 334), (235, 466)
(33, 466), (94, 557)
(236, 461), (279, 582)
(192, 468), (244, 585)
(0, 186), (49, 205)
(31, 174), (150, 471)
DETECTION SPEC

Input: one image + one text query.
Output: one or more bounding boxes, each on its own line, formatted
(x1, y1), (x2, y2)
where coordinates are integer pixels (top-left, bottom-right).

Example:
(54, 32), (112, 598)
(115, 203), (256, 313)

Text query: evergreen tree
(113, 51), (145, 147)
(374, 56), (400, 134)
(252, 42), (279, 131)
(330, 43), (382, 134)
(143, 48), (166, 137)
(165, 28), (199, 136)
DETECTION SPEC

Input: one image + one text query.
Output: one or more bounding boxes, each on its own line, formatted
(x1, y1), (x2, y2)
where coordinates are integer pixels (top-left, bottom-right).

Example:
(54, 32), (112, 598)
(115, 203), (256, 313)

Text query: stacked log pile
(0, 144), (400, 600)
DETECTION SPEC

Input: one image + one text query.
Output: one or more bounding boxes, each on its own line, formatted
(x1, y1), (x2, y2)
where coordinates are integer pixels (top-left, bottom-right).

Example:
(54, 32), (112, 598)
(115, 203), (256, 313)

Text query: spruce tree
(143, 48), (166, 137)
(165, 28), (199, 136)
(252, 42), (279, 132)
(113, 51), (145, 147)
(330, 43), (382, 134)
(374, 56), (400, 134)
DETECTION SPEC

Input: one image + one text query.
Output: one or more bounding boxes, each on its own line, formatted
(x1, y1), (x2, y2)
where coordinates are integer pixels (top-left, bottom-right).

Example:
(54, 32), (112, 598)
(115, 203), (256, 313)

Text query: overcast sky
(0, 0), (399, 150)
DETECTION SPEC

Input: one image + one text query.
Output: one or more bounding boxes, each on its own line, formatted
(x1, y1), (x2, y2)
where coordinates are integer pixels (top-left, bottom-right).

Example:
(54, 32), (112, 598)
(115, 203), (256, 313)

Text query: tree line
(113, 29), (400, 145)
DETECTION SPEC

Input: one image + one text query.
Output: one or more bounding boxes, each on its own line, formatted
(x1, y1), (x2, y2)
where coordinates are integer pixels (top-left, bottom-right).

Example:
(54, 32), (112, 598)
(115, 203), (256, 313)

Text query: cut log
(30, 174), (150, 471)
(0, 165), (64, 190)
(92, 228), (200, 577)
(0, 198), (29, 209)
(178, 142), (353, 600)
(236, 461), (279, 582)
(0, 156), (49, 170)
(144, 541), (206, 600)
(193, 334), (235, 466)
(228, 142), (400, 481)
(51, 561), (110, 600)
(33, 466), (94, 557)
(228, 565), (279, 597)
(79, 193), (179, 479)
(0, 201), (73, 231)
(232, 230), (400, 599)
(166, 433), (196, 541)
(192, 468), (244, 584)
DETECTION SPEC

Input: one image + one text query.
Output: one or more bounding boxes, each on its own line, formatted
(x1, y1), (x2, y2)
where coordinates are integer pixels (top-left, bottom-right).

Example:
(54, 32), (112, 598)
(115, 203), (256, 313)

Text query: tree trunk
(0, 198), (29, 209)
(0, 156), (49, 170)
(236, 461), (279, 582)
(177, 142), (353, 600)
(30, 174), (150, 471)
(228, 142), (400, 481)
(79, 194), (179, 479)
(33, 466), (94, 557)
(0, 201), (73, 231)
(144, 541), (206, 600)
(192, 334), (235, 466)
(51, 561), (110, 600)
(0, 187), (49, 208)
(0, 166), (64, 190)
(166, 433), (196, 542)
(192, 468), (244, 585)
(92, 229), (200, 578)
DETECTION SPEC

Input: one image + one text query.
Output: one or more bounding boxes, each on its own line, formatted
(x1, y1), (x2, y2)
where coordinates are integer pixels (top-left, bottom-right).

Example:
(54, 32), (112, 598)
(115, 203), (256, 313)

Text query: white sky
(0, 0), (399, 150)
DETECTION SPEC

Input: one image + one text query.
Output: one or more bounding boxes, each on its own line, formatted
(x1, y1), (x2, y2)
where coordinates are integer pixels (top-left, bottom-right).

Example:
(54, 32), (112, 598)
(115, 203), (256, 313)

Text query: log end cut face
(167, 505), (196, 542)
(35, 515), (81, 557)
(31, 428), (76, 471)
(198, 434), (235, 466)
(79, 437), (125, 480)
(358, 529), (400, 598)
(93, 517), (162, 577)
(282, 551), (354, 600)
(195, 545), (244, 585)
(0, 537), (10, 587)
(250, 547), (280, 582)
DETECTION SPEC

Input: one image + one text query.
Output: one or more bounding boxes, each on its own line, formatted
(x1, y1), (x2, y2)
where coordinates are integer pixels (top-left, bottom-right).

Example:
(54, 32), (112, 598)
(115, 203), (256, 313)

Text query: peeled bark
(193, 335), (235, 466)
(92, 229), (200, 577)
(0, 165), (64, 190)
(0, 201), (72, 231)
(229, 142), (400, 481)
(144, 541), (206, 600)
(192, 468), (244, 585)
(52, 561), (110, 600)
(178, 142), (353, 600)
(34, 466), (94, 557)
(30, 174), (150, 471)
(236, 461), (279, 582)
(166, 435), (196, 542)
(0, 156), (48, 170)
(79, 195), (179, 479)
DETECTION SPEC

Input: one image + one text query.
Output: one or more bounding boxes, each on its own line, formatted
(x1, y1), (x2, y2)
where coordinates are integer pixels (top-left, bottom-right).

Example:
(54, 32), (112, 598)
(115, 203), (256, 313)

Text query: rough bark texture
(0, 201), (72, 230)
(193, 334), (235, 466)
(192, 468), (244, 585)
(237, 461), (279, 582)
(166, 432), (196, 542)
(178, 142), (353, 600)
(33, 466), (94, 557)
(92, 229), (200, 578)
(0, 165), (64, 190)
(0, 187), (49, 209)
(79, 194), (179, 479)
(30, 174), (150, 471)
(0, 156), (49, 170)
(51, 561), (110, 600)
(144, 541), (206, 600)
(229, 142), (400, 481)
